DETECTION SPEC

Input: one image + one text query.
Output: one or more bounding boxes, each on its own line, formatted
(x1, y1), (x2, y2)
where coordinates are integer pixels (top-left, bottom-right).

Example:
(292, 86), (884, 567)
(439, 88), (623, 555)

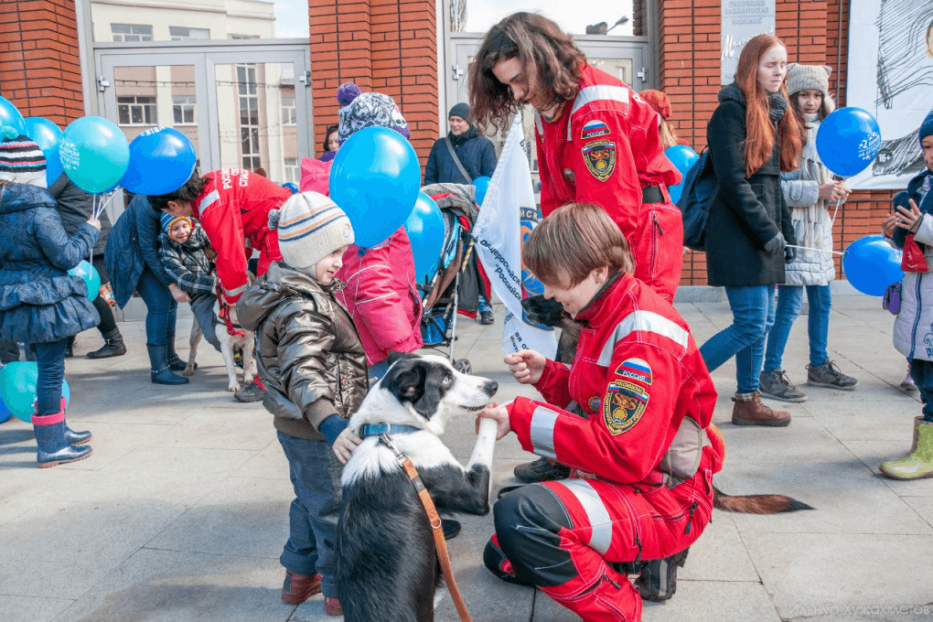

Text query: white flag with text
(473, 114), (558, 358)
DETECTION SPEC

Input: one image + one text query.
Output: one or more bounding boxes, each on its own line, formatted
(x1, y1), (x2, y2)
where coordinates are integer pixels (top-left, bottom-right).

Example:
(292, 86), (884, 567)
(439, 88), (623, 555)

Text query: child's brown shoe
(281, 570), (322, 605)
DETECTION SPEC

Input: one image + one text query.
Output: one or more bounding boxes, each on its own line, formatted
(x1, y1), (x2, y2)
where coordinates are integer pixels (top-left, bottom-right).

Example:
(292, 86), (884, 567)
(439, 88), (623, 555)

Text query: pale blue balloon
(24, 117), (64, 186)
(60, 117), (130, 194)
(0, 96), (26, 136)
(68, 260), (101, 301)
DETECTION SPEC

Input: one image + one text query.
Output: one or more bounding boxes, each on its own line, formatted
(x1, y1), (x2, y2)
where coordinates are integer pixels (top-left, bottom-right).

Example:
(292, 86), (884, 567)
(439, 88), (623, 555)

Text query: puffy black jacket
(704, 84), (796, 287)
(49, 174), (111, 256)
(424, 126), (497, 185)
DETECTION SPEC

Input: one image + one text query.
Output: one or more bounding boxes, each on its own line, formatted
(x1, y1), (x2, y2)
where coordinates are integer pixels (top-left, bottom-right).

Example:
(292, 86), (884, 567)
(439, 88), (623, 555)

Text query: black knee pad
(492, 484), (576, 588)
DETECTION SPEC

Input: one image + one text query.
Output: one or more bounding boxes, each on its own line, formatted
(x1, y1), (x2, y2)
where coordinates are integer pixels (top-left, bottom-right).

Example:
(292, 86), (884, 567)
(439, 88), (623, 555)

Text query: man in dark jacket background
(424, 103), (498, 186)
(49, 174), (126, 359)
(424, 103), (498, 324)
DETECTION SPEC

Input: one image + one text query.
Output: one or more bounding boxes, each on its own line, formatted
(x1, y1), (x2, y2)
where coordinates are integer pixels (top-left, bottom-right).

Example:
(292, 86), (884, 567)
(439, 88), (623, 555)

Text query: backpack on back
(676, 149), (718, 251)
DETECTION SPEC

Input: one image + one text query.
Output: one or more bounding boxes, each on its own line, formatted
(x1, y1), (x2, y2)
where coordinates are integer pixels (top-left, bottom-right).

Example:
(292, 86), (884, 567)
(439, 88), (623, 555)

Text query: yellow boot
(880, 417), (933, 480)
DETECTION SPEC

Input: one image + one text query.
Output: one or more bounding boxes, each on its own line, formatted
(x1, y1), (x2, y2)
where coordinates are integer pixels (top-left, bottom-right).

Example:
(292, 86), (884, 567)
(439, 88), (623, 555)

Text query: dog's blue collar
(358, 423), (422, 438)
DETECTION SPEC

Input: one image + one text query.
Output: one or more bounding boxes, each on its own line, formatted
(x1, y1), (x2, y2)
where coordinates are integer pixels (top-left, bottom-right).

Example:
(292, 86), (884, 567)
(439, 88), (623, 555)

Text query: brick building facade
(0, 0), (887, 286)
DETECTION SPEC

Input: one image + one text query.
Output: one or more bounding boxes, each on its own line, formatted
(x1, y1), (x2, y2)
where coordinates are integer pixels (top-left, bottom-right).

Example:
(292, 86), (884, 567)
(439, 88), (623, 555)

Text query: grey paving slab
(141, 409), (277, 451)
(52, 548), (290, 622)
(722, 455), (932, 535)
(144, 475), (293, 559)
(0, 500), (184, 600)
(234, 438), (292, 480)
(714, 415), (846, 464)
(844, 439), (933, 496)
(678, 513), (760, 582)
(742, 533), (933, 621)
(0, 595), (74, 622)
(49, 445), (257, 507)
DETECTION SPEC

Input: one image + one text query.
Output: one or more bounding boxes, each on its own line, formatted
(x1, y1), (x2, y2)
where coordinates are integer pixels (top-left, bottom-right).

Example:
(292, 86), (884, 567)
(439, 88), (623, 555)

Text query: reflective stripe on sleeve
(529, 405), (559, 460)
(597, 310), (690, 366)
(197, 189), (220, 217)
(555, 479), (613, 555)
(567, 85), (631, 139)
(223, 282), (249, 298)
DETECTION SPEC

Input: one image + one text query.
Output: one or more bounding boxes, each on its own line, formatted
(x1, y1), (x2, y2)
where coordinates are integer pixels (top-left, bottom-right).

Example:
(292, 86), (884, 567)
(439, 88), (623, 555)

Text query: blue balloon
(60, 116), (130, 194)
(665, 145), (699, 204)
(24, 117), (64, 186)
(842, 235), (903, 297)
(472, 176), (491, 206)
(121, 127), (197, 195)
(330, 127), (421, 248)
(816, 108), (882, 178)
(404, 192), (445, 283)
(281, 182), (299, 195)
(68, 260), (101, 301)
(0, 96), (26, 136)
(0, 362), (70, 423)
(0, 394), (12, 424)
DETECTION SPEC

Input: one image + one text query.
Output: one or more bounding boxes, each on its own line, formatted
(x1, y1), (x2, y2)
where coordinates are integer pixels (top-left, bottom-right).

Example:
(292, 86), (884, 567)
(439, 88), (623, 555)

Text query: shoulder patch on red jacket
(582, 139), (616, 182)
(603, 379), (648, 435)
(616, 358), (652, 385)
(581, 120), (611, 140)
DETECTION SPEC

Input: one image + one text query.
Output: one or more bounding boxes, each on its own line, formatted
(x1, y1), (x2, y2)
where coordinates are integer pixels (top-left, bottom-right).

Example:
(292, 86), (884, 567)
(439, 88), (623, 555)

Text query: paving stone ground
(1, 293), (932, 622)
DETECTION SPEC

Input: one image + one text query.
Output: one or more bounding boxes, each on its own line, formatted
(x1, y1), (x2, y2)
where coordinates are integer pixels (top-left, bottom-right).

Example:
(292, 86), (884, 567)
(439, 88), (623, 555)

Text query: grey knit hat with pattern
(786, 64), (836, 113)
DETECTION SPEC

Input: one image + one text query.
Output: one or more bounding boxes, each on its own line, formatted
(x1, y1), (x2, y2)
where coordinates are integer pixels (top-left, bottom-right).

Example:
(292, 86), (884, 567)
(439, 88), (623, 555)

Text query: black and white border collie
(337, 354), (499, 622)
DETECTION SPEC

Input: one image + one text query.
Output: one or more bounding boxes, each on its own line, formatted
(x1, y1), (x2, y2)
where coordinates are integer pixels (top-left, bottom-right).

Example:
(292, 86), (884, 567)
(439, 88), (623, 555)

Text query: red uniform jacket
(535, 64), (685, 301)
(192, 169), (291, 303)
(508, 273), (722, 486)
(336, 227), (424, 366)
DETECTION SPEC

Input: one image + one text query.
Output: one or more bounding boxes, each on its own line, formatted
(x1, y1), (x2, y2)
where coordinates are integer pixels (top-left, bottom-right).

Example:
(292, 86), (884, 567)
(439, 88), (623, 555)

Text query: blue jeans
(190, 293), (220, 352)
(368, 359), (389, 382)
(34, 339), (67, 416)
(909, 359), (933, 423)
(700, 285), (777, 394)
(277, 431), (343, 598)
(763, 285), (831, 372)
(136, 268), (177, 347)
(479, 295), (492, 314)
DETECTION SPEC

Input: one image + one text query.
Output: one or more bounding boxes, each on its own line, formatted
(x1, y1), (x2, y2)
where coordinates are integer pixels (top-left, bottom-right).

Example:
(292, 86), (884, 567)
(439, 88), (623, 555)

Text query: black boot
(634, 547), (690, 602)
(513, 456), (571, 483)
(87, 328), (127, 359)
(64, 336), (75, 359)
(166, 335), (187, 371)
(147, 344), (189, 385)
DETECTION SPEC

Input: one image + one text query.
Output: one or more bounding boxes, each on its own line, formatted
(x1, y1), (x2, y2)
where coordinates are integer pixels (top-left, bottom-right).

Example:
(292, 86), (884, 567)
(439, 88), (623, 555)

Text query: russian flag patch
(616, 358), (652, 385)
(581, 120), (610, 140)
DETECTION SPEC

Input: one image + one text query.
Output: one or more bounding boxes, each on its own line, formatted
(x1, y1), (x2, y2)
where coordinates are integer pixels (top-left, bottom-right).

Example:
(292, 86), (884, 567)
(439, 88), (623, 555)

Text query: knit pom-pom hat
(639, 90), (672, 120)
(0, 126), (47, 187)
(269, 191), (354, 271)
(919, 110), (933, 145)
(337, 82), (361, 107)
(337, 92), (410, 143)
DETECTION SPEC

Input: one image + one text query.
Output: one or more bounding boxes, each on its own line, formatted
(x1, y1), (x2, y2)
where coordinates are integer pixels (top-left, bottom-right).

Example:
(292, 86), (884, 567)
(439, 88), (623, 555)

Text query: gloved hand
(764, 233), (786, 254)
(784, 246), (796, 264)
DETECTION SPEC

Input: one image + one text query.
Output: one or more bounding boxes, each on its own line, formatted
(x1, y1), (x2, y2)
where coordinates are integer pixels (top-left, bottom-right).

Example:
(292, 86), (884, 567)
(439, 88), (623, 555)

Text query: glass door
(96, 44), (311, 218)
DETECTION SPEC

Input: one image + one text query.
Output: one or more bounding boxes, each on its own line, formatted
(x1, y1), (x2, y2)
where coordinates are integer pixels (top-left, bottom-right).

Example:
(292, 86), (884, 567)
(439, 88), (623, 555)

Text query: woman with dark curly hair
(469, 12), (684, 304)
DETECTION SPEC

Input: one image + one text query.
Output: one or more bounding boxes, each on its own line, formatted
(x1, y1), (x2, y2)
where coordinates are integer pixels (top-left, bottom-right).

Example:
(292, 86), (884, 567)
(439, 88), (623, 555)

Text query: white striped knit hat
(269, 191), (354, 270)
(0, 126), (47, 187)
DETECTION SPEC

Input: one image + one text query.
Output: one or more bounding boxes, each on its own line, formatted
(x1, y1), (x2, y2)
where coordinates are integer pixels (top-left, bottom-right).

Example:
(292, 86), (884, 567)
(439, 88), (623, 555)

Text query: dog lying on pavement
(337, 353), (499, 622)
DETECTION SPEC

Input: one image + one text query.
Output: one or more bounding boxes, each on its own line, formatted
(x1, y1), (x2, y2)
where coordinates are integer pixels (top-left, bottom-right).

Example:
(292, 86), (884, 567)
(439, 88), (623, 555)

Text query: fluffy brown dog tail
(712, 485), (814, 514)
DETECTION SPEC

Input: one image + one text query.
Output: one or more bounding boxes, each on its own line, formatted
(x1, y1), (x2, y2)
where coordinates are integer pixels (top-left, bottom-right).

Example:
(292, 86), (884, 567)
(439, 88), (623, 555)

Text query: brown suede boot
(731, 391), (791, 427)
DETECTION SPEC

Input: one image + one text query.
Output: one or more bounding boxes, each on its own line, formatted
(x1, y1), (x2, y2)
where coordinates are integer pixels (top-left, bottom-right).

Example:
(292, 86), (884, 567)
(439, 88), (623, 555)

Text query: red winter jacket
(535, 64), (684, 301)
(336, 226), (423, 366)
(192, 169), (291, 302)
(508, 273), (723, 486)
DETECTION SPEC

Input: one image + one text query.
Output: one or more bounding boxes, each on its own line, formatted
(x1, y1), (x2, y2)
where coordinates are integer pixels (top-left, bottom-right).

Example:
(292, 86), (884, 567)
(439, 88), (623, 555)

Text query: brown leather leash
(378, 434), (472, 622)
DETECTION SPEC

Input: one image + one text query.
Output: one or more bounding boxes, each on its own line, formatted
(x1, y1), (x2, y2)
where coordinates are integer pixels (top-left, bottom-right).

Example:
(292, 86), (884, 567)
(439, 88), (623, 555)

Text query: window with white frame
(111, 24), (153, 42)
(284, 158), (299, 183)
(169, 26), (210, 41)
(281, 97), (296, 125)
(117, 96), (157, 126)
(173, 96), (196, 124)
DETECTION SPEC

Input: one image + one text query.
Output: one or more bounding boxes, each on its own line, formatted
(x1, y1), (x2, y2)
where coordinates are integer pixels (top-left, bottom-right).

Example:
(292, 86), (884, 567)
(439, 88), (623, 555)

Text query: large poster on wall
(721, 0), (776, 85)
(847, 0), (933, 190)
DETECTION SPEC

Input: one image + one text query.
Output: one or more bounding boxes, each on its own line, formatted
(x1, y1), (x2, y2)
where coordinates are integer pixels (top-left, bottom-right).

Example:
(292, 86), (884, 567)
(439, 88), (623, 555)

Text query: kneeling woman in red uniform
(478, 203), (724, 621)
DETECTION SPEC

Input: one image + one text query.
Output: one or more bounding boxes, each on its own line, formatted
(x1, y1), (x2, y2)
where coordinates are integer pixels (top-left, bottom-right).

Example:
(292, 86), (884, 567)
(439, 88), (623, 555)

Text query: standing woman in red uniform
(469, 12), (684, 303)
(478, 203), (723, 621)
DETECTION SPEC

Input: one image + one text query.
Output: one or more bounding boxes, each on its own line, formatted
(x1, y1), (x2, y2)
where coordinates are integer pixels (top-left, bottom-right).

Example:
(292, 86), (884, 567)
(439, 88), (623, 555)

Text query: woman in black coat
(698, 34), (803, 427)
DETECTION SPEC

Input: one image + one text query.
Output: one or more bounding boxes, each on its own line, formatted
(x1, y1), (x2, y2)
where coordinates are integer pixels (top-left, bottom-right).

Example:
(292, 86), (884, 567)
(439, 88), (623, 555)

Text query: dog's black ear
(383, 359), (427, 406)
(387, 351), (418, 367)
(411, 365), (449, 419)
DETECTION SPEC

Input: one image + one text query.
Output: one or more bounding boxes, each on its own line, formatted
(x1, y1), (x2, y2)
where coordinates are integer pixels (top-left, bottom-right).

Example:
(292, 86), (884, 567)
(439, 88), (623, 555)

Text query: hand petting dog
(332, 427), (362, 464)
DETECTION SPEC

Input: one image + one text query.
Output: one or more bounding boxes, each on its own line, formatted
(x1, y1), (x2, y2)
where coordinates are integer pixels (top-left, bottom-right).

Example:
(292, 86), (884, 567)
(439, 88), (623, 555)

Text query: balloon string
(830, 197), (843, 227)
(786, 244), (844, 256)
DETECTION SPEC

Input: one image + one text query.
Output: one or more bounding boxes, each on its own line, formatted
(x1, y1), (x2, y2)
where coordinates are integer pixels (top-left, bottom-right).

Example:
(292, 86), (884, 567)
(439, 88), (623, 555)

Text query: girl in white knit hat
(759, 63), (859, 403)
(237, 191), (366, 616)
